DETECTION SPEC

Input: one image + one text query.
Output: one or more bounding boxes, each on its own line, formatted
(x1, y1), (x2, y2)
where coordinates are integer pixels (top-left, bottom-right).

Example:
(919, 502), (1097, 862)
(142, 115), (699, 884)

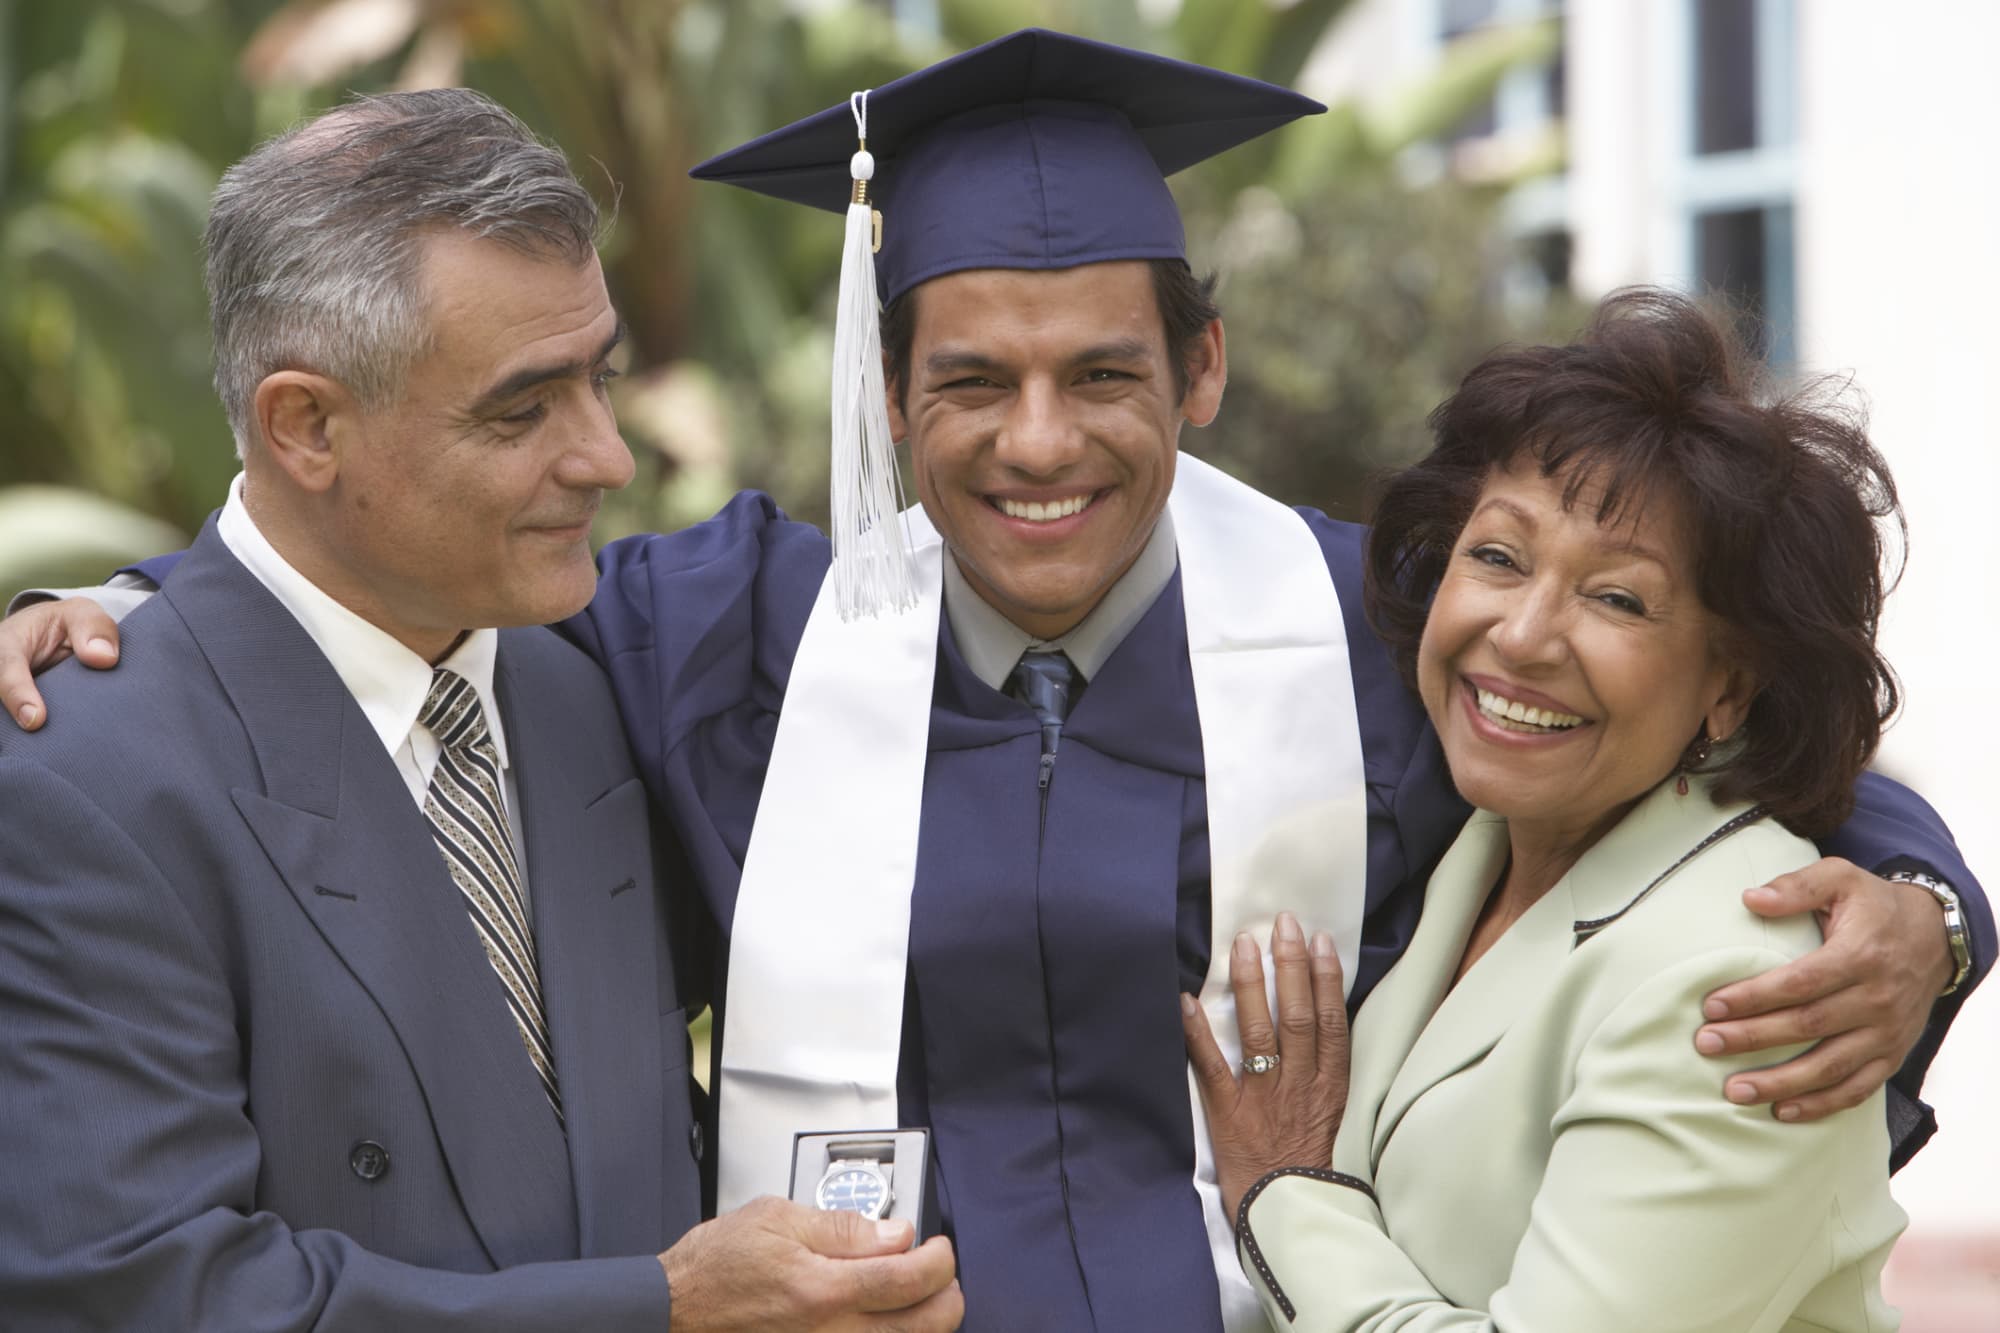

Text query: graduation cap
(692, 28), (1325, 618)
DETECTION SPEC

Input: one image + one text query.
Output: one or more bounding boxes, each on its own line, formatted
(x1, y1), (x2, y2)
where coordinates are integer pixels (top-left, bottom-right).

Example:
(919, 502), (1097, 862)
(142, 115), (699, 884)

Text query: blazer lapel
(1368, 864), (1577, 1170)
(498, 635), (668, 1261)
(1354, 779), (1768, 1173)
(1340, 811), (1498, 1170)
(166, 527), (580, 1270)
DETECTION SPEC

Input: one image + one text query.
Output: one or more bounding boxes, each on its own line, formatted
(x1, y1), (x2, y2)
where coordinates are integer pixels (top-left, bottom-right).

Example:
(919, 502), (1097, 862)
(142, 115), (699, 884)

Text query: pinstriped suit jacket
(0, 521), (702, 1331)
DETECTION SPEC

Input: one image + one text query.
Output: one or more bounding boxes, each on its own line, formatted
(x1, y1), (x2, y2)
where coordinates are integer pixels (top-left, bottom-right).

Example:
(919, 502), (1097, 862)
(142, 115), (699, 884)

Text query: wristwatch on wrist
(1886, 870), (1973, 997)
(814, 1142), (895, 1220)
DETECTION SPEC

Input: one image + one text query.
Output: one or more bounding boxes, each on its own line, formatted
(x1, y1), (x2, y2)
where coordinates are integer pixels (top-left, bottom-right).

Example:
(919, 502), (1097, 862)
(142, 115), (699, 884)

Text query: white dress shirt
(216, 474), (529, 892)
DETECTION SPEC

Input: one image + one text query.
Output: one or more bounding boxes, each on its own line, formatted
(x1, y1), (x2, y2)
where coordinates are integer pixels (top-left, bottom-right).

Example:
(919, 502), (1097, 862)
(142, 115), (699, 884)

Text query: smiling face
(885, 262), (1225, 640)
(1416, 459), (1755, 851)
(277, 230), (633, 658)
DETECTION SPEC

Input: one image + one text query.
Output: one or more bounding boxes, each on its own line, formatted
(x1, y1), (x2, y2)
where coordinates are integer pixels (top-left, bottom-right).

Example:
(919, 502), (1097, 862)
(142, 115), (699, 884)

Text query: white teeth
(997, 494), (1092, 522)
(1475, 687), (1583, 733)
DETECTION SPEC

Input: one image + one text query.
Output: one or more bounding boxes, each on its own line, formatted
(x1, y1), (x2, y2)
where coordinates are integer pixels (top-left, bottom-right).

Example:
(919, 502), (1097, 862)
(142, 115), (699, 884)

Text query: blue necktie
(1008, 651), (1078, 784)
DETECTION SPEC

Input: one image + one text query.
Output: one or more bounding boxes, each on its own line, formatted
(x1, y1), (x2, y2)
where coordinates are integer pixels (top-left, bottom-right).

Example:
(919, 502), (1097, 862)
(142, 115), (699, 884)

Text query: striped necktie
(419, 669), (562, 1124)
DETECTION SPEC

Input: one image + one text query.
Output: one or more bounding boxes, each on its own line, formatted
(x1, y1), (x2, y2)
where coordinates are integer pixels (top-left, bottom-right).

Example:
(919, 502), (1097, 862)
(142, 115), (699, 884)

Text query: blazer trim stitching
(1573, 804), (1772, 944)
(1234, 1166), (1379, 1322)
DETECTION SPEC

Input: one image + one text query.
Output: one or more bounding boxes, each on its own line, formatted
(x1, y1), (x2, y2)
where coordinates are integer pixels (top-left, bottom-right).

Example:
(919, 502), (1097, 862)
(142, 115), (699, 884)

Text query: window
(1693, 0), (1757, 155)
(1442, 0), (1502, 141)
(1695, 204), (1794, 362)
(1671, 0), (1797, 364)
(1432, 0), (1573, 302)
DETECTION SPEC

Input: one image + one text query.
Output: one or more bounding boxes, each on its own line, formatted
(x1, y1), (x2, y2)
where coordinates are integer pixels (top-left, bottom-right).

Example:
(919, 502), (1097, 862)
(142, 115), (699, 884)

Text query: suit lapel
(1340, 812), (1502, 1171)
(1354, 780), (1764, 1172)
(166, 526), (580, 1269)
(499, 635), (667, 1261)
(1367, 857), (1576, 1169)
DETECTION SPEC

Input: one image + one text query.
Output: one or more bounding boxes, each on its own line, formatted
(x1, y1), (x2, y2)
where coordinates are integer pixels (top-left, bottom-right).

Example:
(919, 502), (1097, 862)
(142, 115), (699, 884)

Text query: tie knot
(1008, 650), (1077, 729)
(419, 669), (491, 752)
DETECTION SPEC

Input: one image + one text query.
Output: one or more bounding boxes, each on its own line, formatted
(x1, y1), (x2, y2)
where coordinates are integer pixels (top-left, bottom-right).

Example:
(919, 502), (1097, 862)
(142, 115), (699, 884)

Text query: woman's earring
(1676, 729), (1714, 796)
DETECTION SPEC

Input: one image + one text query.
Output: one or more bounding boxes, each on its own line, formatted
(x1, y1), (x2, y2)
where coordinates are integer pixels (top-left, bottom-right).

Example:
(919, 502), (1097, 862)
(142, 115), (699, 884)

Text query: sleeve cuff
(4, 583), (156, 621)
(1235, 1167), (1379, 1322)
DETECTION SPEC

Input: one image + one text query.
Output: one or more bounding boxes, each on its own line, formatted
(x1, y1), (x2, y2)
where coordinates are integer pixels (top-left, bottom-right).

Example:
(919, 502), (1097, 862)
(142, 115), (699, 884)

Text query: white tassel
(829, 90), (916, 619)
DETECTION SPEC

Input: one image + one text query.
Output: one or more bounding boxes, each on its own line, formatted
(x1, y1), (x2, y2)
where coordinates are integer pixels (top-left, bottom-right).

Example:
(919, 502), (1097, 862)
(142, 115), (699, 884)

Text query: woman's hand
(1182, 911), (1350, 1219)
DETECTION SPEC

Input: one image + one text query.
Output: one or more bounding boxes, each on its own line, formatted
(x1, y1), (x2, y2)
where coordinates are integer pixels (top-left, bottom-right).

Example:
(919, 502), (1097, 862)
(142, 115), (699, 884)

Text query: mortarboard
(691, 28), (1324, 617)
(692, 28), (1325, 304)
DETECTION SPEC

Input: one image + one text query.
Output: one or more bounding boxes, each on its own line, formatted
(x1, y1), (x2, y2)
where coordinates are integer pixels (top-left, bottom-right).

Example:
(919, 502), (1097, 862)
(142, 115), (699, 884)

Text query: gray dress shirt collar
(942, 509), (1179, 691)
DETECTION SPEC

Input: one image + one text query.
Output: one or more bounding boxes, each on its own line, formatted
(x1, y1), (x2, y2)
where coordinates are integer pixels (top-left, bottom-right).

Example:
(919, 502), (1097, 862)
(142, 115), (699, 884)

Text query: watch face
(816, 1165), (891, 1219)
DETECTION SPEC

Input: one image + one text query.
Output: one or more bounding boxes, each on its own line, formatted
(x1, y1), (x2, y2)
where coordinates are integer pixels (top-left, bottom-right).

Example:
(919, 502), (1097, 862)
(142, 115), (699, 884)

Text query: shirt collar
(216, 473), (509, 769)
(942, 507), (1179, 691)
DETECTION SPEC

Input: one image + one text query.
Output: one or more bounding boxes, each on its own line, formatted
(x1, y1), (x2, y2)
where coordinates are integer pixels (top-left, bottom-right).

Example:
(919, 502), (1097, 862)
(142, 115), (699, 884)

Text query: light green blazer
(1236, 777), (1905, 1331)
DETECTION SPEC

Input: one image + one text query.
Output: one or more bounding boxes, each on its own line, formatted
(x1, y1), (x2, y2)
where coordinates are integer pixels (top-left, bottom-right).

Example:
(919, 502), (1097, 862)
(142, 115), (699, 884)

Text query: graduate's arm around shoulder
(0, 545), (212, 728)
(558, 490), (830, 784)
(1694, 769), (1990, 1151)
(0, 583), (140, 730)
(0, 489), (834, 747)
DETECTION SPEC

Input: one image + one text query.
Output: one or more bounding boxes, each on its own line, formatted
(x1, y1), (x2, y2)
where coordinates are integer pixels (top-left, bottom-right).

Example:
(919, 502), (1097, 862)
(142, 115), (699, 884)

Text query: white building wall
(1565, 0), (1659, 294)
(1793, 0), (2000, 1236)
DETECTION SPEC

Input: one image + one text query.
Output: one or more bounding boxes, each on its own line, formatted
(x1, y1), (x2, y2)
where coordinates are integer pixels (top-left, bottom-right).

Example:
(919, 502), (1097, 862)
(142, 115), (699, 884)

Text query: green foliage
(1186, 174), (1581, 520)
(0, 484), (185, 601)
(0, 0), (299, 547)
(0, 0), (1578, 567)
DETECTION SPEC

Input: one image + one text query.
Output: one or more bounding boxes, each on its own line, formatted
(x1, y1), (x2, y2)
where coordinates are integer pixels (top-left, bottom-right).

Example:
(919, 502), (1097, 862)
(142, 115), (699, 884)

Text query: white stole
(717, 455), (1367, 1330)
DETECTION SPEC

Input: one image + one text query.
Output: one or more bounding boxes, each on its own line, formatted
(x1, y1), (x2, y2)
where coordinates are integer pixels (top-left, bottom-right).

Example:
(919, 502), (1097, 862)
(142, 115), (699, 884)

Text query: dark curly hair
(1364, 287), (1902, 837)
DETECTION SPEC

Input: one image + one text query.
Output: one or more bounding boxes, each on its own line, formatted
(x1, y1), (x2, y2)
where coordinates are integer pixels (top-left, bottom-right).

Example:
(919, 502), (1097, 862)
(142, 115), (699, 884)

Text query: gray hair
(206, 87), (601, 457)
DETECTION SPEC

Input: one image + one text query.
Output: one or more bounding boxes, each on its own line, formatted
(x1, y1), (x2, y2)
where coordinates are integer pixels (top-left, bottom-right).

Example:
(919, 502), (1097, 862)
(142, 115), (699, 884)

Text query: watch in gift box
(814, 1147), (895, 1220)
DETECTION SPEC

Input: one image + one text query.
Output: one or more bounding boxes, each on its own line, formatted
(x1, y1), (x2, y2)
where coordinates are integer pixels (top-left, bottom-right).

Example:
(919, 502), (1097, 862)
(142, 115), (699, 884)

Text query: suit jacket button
(689, 1122), (704, 1162)
(350, 1140), (390, 1182)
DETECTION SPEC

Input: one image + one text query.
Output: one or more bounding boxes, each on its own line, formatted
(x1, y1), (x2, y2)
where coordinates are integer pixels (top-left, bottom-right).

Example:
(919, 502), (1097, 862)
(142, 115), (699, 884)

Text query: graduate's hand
(1182, 912), (1348, 1219)
(0, 596), (121, 731)
(1692, 856), (1951, 1122)
(659, 1196), (963, 1332)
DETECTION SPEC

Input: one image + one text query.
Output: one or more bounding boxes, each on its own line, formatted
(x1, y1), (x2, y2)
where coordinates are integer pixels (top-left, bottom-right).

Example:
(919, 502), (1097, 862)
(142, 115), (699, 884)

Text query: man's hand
(1693, 856), (1951, 1122)
(1182, 912), (1349, 1218)
(659, 1196), (962, 1332)
(0, 597), (121, 730)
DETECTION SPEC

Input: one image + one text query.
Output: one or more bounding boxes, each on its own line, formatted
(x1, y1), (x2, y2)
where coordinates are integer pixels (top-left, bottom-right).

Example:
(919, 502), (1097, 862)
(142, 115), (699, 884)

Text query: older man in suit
(0, 90), (960, 1331)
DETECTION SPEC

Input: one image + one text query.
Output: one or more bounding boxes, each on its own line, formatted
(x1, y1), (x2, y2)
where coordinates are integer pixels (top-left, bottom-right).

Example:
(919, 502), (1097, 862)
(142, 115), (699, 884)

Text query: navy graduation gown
(569, 492), (1446, 1329)
(906, 597), (1215, 1323)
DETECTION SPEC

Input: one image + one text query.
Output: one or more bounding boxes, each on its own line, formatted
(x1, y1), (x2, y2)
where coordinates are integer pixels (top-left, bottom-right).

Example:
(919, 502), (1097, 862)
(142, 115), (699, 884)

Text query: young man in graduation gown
(570, 31), (1990, 1331)
(0, 31), (1988, 1333)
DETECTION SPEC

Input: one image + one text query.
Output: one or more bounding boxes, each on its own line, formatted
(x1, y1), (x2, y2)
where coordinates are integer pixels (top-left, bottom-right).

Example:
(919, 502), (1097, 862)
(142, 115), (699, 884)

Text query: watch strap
(1887, 870), (1973, 997)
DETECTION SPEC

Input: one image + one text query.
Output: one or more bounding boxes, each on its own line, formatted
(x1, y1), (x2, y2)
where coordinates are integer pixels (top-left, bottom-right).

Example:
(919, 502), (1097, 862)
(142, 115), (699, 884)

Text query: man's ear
(1180, 318), (1227, 428)
(251, 371), (351, 494)
(883, 350), (909, 443)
